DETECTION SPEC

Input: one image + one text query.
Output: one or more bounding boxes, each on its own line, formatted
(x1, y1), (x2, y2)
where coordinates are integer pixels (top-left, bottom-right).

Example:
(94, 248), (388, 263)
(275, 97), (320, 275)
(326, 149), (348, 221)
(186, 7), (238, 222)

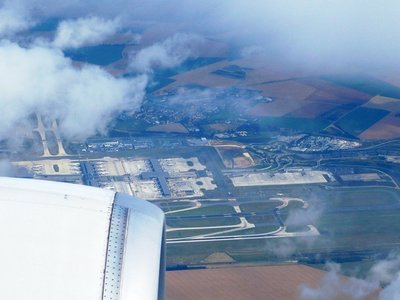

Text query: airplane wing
(0, 177), (165, 300)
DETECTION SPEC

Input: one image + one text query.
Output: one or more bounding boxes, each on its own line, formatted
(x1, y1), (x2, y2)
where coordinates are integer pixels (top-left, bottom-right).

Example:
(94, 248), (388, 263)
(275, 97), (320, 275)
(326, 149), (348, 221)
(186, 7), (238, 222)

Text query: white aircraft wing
(0, 177), (165, 300)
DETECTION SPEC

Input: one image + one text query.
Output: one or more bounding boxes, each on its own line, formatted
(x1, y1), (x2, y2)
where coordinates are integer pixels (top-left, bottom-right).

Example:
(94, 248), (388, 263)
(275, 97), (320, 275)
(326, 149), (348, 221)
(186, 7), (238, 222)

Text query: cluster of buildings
(289, 135), (361, 152)
(14, 156), (217, 200)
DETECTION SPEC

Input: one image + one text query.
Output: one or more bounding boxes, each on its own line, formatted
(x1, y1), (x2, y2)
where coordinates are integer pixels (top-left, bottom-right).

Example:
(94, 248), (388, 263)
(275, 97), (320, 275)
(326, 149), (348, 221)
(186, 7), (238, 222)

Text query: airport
(1, 4), (400, 297)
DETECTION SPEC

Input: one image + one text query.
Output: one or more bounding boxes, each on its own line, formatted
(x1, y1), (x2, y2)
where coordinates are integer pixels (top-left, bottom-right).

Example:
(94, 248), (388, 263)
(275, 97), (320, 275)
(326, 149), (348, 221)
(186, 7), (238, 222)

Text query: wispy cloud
(2, 0), (400, 70)
(129, 33), (204, 73)
(285, 204), (323, 228)
(299, 263), (378, 300)
(0, 0), (398, 142)
(0, 2), (31, 37)
(271, 200), (323, 257)
(300, 254), (400, 300)
(52, 16), (120, 49)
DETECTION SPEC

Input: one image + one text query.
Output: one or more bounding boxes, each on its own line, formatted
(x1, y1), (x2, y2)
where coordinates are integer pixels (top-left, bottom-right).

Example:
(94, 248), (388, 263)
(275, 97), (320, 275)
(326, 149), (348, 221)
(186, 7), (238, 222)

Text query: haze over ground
(1, 0), (400, 141)
(1, 1), (400, 298)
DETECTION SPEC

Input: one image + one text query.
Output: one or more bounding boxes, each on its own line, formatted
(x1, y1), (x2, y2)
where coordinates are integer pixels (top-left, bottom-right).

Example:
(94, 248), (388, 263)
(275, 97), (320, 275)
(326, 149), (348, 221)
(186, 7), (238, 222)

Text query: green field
(335, 107), (390, 136)
(167, 228), (229, 239)
(279, 201), (306, 213)
(240, 200), (283, 212)
(208, 109), (240, 122)
(30, 131), (44, 156)
(167, 204), (236, 217)
(154, 57), (224, 78)
(246, 215), (279, 225)
(258, 116), (330, 134)
(145, 57), (223, 93)
(323, 187), (399, 208)
(158, 201), (195, 212)
(225, 225), (281, 236)
(285, 226), (310, 233)
(305, 186), (400, 252)
(167, 217), (241, 228)
(110, 117), (151, 133)
(45, 131), (59, 155)
(167, 186), (400, 266)
(166, 203), (241, 228)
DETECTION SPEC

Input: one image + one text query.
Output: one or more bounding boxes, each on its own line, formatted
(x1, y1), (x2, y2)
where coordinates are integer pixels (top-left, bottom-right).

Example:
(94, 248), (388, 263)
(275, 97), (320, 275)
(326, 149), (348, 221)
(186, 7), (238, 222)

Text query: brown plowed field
(300, 79), (371, 104)
(246, 81), (315, 117)
(359, 113), (400, 140)
(367, 70), (400, 88)
(363, 96), (400, 112)
(290, 102), (337, 118)
(166, 264), (379, 300)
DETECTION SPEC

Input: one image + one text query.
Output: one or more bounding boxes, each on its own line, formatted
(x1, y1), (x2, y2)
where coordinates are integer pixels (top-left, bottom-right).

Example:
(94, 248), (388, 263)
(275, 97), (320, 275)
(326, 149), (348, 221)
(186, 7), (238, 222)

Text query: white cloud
(2, 0), (400, 69)
(299, 263), (378, 300)
(0, 41), (147, 140)
(223, 1), (400, 69)
(299, 254), (400, 300)
(167, 87), (217, 105)
(380, 274), (400, 300)
(129, 33), (204, 73)
(370, 254), (400, 285)
(52, 16), (120, 49)
(285, 204), (322, 228)
(0, 3), (31, 37)
(269, 201), (323, 257)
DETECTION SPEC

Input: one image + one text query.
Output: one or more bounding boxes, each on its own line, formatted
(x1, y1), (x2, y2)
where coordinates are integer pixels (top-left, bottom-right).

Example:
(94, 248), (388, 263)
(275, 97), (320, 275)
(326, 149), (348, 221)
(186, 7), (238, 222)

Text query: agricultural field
(257, 116), (330, 133)
(300, 78), (372, 104)
(148, 56), (225, 93)
(205, 123), (239, 133)
(335, 107), (390, 137)
(360, 113), (400, 140)
(99, 41), (400, 141)
(363, 96), (400, 112)
(159, 60), (238, 90)
(289, 102), (337, 118)
(367, 69), (400, 88)
(246, 81), (316, 117)
(324, 74), (400, 99)
(110, 117), (151, 134)
(358, 96), (400, 139)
